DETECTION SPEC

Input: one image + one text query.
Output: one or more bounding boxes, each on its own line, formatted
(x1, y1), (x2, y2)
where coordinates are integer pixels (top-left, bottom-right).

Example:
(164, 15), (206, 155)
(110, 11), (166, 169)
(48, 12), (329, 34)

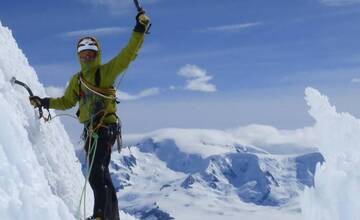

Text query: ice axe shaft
(11, 77), (34, 96)
(133, 0), (144, 12)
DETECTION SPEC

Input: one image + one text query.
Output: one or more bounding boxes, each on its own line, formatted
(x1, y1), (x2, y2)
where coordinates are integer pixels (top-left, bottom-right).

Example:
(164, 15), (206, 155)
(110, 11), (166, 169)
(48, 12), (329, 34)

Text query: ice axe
(133, 0), (152, 34)
(10, 77), (51, 121)
(133, 0), (144, 12)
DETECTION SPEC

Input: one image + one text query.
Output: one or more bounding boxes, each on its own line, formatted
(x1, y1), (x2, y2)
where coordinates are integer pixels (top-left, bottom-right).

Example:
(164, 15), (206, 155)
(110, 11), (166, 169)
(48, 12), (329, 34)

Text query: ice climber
(28, 11), (150, 220)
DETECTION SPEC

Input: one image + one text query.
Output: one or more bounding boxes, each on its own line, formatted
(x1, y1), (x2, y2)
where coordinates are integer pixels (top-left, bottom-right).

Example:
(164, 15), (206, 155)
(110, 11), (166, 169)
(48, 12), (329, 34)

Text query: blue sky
(2, 0), (360, 133)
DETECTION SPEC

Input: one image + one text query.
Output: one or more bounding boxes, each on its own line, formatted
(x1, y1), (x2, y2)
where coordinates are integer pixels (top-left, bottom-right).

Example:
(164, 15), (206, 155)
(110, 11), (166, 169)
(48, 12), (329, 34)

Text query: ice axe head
(10, 77), (17, 86)
(133, 0), (144, 12)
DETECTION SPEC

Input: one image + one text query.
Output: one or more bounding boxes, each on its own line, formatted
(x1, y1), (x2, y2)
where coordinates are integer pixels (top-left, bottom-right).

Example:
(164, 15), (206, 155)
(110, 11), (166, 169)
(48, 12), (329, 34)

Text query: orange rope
(80, 74), (116, 97)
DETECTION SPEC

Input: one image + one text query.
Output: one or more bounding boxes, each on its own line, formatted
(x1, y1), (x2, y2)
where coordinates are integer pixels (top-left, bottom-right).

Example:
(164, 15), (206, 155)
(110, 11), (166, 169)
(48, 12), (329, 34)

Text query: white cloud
(169, 85), (177, 90)
(200, 22), (261, 32)
(61, 27), (129, 38)
(117, 88), (160, 101)
(80, 0), (132, 12)
(34, 63), (77, 76)
(79, 0), (159, 14)
(228, 124), (317, 149)
(45, 84), (160, 101)
(45, 86), (64, 97)
(320, 0), (360, 6)
(178, 64), (217, 92)
(351, 78), (360, 83)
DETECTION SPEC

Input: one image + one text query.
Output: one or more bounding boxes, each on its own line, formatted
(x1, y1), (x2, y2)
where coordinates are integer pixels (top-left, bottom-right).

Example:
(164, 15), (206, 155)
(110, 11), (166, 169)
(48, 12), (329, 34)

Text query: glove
(29, 96), (50, 109)
(133, 11), (150, 33)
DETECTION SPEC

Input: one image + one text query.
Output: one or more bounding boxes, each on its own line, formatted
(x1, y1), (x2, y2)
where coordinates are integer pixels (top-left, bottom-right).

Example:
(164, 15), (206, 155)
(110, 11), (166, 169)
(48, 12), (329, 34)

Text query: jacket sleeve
(48, 74), (78, 110)
(101, 31), (145, 85)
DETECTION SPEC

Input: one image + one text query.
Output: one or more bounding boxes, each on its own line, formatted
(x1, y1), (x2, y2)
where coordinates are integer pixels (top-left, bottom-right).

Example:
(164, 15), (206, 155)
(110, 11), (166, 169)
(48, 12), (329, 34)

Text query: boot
(85, 216), (102, 220)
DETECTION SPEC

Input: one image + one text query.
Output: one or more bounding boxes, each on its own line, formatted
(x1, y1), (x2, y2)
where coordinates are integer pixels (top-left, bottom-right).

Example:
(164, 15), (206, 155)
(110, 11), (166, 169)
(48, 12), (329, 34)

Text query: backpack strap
(76, 72), (84, 118)
(77, 72), (85, 100)
(95, 68), (101, 87)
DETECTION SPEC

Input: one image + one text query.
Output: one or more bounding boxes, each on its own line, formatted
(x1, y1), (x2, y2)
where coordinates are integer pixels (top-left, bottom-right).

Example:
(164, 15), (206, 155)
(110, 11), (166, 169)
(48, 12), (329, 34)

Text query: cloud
(117, 88), (160, 100)
(228, 124), (316, 149)
(320, 0), (360, 6)
(61, 27), (129, 38)
(45, 84), (160, 101)
(34, 63), (77, 76)
(200, 22), (261, 32)
(45, 86), (64, 97)
(79, 0), (159, 14)
(178, 64), (217, 92)
(351, 78), (360, 83)
(80, 0), (132, 13)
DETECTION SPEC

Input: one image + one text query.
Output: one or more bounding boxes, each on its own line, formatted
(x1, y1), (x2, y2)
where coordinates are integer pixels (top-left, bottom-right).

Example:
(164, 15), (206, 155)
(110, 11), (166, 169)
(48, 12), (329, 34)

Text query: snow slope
(301, 88), (360, 220)
(0, 21), (95, 219)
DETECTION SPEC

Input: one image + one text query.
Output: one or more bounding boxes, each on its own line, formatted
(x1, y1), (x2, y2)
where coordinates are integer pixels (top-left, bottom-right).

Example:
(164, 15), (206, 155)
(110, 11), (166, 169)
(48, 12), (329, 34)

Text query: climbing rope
(76, 129), (99, 220)
(79, 75), (116, 100)
(50, 113), (79, 121)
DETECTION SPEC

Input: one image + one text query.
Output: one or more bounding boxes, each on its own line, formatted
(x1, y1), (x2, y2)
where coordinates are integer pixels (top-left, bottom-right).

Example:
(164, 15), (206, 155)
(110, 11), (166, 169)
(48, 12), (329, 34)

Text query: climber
(28, 11), (150, 220)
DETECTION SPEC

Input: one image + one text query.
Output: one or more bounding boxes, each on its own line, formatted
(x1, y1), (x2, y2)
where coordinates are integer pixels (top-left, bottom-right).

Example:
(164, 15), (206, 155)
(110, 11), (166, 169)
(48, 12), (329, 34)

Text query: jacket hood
(77, 37), (102, 73)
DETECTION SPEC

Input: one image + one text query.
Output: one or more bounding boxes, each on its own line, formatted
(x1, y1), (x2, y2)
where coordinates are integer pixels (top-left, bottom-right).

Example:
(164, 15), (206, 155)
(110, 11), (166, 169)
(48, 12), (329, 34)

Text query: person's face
(79, 50), (97, 63)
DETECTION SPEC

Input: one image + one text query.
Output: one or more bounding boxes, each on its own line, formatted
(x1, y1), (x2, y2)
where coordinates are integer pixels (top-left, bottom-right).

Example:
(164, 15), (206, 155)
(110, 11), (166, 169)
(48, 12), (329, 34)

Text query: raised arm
(101, 31), (145, 85)
(101, 12), (150, 85)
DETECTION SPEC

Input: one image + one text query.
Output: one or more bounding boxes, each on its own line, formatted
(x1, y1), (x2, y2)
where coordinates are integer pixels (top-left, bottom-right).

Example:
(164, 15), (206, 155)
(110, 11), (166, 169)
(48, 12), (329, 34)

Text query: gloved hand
(133, 11), (150, 33)
(29, 96), (50, 109)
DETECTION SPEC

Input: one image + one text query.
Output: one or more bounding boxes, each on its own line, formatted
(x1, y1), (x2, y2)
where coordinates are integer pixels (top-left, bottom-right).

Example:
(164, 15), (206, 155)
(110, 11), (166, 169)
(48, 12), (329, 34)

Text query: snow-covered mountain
(108, 129), (323, 220)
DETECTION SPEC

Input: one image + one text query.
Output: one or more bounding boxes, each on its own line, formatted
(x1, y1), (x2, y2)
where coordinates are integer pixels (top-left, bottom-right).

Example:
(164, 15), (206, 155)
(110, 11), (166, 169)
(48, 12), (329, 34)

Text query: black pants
(85, 124), (120, 220)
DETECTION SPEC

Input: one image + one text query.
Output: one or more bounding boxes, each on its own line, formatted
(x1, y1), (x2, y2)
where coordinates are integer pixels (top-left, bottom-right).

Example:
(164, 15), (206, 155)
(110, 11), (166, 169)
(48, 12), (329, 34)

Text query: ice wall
(0, 22), (93, 219)
(301, 87), (360, 220)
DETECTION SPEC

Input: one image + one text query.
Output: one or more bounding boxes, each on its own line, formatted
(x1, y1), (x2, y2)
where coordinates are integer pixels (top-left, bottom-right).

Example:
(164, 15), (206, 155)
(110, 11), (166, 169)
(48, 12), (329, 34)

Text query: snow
(0, 21), (94, 220)
(301, 87), (360, 220)
(116, 127), (323, 220)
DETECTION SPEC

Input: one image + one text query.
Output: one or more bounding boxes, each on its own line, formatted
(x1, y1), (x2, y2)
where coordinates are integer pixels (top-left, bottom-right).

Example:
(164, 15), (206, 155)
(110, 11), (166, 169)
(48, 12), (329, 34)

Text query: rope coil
(79, 75), (116, 100)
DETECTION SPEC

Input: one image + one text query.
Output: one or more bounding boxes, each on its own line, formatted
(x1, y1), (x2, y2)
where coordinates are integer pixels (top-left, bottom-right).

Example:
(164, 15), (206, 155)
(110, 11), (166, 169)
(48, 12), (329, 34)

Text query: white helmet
(77, 37), (99, 53)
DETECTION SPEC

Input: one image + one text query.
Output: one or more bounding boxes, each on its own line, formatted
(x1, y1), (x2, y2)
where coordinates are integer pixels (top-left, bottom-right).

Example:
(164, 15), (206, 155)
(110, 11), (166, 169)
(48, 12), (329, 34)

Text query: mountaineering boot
(85, 216), (102, 220)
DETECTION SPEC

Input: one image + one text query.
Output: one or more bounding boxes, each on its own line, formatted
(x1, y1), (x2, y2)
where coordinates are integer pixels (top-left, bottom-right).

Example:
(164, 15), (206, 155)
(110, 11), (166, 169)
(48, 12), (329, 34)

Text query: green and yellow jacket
(49, 31), (145, 125)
